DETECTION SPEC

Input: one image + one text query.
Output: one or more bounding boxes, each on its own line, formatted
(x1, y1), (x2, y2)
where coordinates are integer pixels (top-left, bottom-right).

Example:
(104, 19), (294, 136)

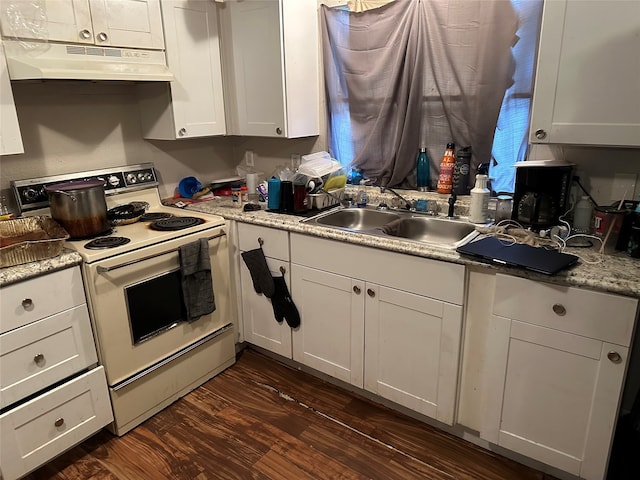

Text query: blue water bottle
(416, 147), (430, 191)
(267, 178), (281, 211)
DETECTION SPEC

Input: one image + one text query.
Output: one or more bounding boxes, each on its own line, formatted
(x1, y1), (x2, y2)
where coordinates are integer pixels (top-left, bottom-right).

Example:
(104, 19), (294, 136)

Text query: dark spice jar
(45, 179), (110, 239)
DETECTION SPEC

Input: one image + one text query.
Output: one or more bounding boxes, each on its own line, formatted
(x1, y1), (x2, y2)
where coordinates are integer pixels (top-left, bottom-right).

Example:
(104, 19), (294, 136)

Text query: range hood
(2, 40), (173, 82)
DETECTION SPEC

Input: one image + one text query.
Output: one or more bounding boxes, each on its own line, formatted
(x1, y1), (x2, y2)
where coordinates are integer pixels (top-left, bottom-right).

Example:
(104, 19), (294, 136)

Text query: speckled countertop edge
(186, 200), (640, 300)
(0, 250), (82, 287)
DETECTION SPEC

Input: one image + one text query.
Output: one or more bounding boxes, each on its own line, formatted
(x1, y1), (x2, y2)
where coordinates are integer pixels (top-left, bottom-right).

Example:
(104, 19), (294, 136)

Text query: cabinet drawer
(0, 366), (112, 480)
(493, 274), (638, 346)
(0, 304), (98, 409)
(0, 267), (86, 334)
(238, 223), (289, 261)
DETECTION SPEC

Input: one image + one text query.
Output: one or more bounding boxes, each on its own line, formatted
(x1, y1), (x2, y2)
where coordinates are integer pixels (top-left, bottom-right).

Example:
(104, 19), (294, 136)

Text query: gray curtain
(321, 0), (519, 189)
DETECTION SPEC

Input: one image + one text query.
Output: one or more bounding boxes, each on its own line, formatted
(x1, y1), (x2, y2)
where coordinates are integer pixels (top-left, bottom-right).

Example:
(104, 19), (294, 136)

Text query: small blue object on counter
(178, 176), (202, 199)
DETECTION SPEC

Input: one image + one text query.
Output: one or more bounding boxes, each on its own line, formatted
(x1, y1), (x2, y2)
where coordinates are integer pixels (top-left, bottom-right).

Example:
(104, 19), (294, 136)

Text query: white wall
(0, 80), (325, 210)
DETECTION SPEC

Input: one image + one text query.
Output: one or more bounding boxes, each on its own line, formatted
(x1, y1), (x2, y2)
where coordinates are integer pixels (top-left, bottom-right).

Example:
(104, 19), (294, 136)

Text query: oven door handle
(96, 230), (225, 274)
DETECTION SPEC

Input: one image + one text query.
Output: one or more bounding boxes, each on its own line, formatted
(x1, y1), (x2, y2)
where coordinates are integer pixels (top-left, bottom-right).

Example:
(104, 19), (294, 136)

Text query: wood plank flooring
(25, 348), (558, 480)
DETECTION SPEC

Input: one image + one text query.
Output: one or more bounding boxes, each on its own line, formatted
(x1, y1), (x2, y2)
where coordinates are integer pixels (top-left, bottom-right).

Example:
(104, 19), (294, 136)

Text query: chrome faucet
(380, 186), (414, 210)
(380, 187), (415, 210)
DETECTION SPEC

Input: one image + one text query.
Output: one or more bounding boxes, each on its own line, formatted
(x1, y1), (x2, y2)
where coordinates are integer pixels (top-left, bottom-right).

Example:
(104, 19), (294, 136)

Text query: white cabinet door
(138, 0), (225, 139)
(240, 257), (292, 358)
(530, 0), (640, 146)
(0, 39), (23, 155)
(87, 0), (164, 49)
(482, 316), (630, 480)
(0, 0), (93, 44)
(219, 0), (319, 138)
(364, 284), (462, 425)
(291, 264), (364, 388)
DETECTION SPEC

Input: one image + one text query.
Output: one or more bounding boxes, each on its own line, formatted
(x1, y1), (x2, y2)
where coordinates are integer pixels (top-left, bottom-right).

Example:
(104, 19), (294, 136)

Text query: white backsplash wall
(528, 144), (640, 207)
(0, 81), (325, 209)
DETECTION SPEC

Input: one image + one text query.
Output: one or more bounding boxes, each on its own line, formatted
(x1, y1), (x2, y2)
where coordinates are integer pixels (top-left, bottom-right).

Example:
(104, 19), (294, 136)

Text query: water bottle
(452, 146), (471, 195)
(416, 148), (430, 191)
(573, 196), (593, 234)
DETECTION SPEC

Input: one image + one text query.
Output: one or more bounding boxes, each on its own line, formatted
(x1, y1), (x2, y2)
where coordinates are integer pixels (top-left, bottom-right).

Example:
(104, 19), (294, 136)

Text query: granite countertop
(185, 194), (640, 299)
(0, 249), (83, 288)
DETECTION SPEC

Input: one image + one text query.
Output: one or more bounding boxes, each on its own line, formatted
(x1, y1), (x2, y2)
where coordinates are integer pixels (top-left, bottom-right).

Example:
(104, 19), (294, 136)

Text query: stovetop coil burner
(150, 217), (205, 231)
(139, 212), (174, 222)
(84, 236), (131, 250)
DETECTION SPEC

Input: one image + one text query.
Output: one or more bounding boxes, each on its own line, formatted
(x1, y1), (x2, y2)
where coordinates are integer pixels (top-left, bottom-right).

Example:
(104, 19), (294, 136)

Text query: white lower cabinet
(238, 223), (292, 358)
(364, 284), (462, 425)
(0, 266), (113, 480)
(290, 264), (364, 388)
(481, 274), (638, 480)
(289, 232), (464, 426)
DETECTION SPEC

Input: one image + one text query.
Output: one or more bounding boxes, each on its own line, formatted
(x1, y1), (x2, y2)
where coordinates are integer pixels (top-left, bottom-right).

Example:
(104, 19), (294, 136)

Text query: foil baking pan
(0, 216), (70, 268)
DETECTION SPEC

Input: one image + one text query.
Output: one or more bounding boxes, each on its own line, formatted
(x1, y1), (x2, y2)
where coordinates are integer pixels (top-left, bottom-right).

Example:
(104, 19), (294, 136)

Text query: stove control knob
(144, 172), (153, 181)
(108, 175), (120, 187)
(23, 188), (40, 201)
(137, 173), (146, 182)
(126, 173), (137, 184)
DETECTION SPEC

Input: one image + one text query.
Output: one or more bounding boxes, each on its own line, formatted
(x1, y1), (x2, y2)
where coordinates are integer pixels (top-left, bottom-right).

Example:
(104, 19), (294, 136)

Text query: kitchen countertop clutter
(186, 197), (640, 299)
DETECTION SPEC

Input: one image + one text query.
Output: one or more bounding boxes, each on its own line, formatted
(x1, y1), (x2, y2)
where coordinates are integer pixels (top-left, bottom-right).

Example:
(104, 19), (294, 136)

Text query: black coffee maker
(512, 163), (573, 230)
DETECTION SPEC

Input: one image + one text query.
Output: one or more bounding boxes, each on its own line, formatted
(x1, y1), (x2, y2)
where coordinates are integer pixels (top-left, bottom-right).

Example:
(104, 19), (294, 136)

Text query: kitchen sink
(302, 206), (480, 248)
(385, 216), (478, 246)
(314, 208), (402, 230)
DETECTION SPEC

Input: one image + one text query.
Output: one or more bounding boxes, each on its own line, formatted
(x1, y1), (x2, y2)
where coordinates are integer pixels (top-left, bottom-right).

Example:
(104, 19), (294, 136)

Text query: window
(322, 0), (543, 194)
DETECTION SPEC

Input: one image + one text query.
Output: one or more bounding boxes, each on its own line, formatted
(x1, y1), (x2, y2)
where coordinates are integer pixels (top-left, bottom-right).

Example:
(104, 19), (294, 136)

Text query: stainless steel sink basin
(386, 216), (478, 246)
(314, 208), (402, 230)
(302, 206), (480, 248)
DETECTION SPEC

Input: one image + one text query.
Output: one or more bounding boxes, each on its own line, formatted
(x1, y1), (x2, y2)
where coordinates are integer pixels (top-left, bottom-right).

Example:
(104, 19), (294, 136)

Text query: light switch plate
(610, 173), (637, 202)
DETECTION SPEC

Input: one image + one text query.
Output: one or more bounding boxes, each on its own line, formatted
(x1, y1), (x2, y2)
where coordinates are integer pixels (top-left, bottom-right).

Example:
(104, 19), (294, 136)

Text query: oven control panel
(12, 164), (158, 213)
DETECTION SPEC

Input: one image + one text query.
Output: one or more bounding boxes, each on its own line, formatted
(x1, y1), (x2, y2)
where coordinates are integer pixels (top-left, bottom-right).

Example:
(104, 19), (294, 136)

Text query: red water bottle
(437, 143), (456, 194)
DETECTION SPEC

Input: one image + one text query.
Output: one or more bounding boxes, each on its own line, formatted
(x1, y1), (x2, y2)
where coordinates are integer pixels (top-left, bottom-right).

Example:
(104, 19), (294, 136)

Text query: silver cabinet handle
(21, 298), (33, 310)
(353, 285), (361, 295)
(607, 351), (622, 364)
(33, 353), (45, 365)
(367, 288), (375, 298)
(535, 129), (547, 140)
(552, 303), (566, 316)
(54, 418), (65, 427)
(79, 29), (91, 40)
(275, 127), (282, 135)
(178, 128), (187, 137)
(97, 32), (108, 42)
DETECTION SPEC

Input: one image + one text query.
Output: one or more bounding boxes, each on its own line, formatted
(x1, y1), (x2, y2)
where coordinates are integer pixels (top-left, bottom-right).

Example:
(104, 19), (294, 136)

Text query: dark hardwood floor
(26, 348), (558, 479)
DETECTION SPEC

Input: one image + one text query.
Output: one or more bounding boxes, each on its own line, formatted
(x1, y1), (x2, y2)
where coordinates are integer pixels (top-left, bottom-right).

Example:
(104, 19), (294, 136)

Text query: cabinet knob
(97, 32), (108, 42)
(33, 353), (45, 366)
(279, 266), (286, 275)
(552, 303), (566, 316)
(353, 285), (361, 295)
(54, 418), (65, 428)
(79, 29), (92, 40)
(21, 298), (34, 310)
(275, 127), (282, 135)
(535, 129), (547, 140)
(178, 128), (187, 137)
(607, 351), (622, 364)
(367, 288), (375, 298)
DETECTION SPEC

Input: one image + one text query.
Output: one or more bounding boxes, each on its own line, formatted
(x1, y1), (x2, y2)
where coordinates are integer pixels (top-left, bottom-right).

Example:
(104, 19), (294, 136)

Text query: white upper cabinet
(0, 0), (164, 50)
(219, 0), (319, 138)
(0, 40), (23, 155)
(529, 0), (640, 146)
(138, 0), (226, 139)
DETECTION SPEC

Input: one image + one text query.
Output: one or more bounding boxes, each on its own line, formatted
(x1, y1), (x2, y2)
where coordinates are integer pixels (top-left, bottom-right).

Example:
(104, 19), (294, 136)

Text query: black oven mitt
(271, 275), (300, 329)
(241, 248), (275, 298)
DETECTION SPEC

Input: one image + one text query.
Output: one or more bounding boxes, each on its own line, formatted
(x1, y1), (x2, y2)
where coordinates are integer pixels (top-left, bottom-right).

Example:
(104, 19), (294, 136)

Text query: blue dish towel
(179, 238), (216, 322)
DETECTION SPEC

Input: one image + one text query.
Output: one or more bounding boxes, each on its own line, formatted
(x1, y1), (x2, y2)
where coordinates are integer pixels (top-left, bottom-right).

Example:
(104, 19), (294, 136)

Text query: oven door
(82, 225), (233, 386)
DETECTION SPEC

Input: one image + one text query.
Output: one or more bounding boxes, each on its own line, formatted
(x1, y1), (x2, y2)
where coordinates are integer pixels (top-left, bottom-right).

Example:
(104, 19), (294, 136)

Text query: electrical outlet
(244, 150), (254, 167)
(610, 173), (637, 202)
(291, 154), (301, 169)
